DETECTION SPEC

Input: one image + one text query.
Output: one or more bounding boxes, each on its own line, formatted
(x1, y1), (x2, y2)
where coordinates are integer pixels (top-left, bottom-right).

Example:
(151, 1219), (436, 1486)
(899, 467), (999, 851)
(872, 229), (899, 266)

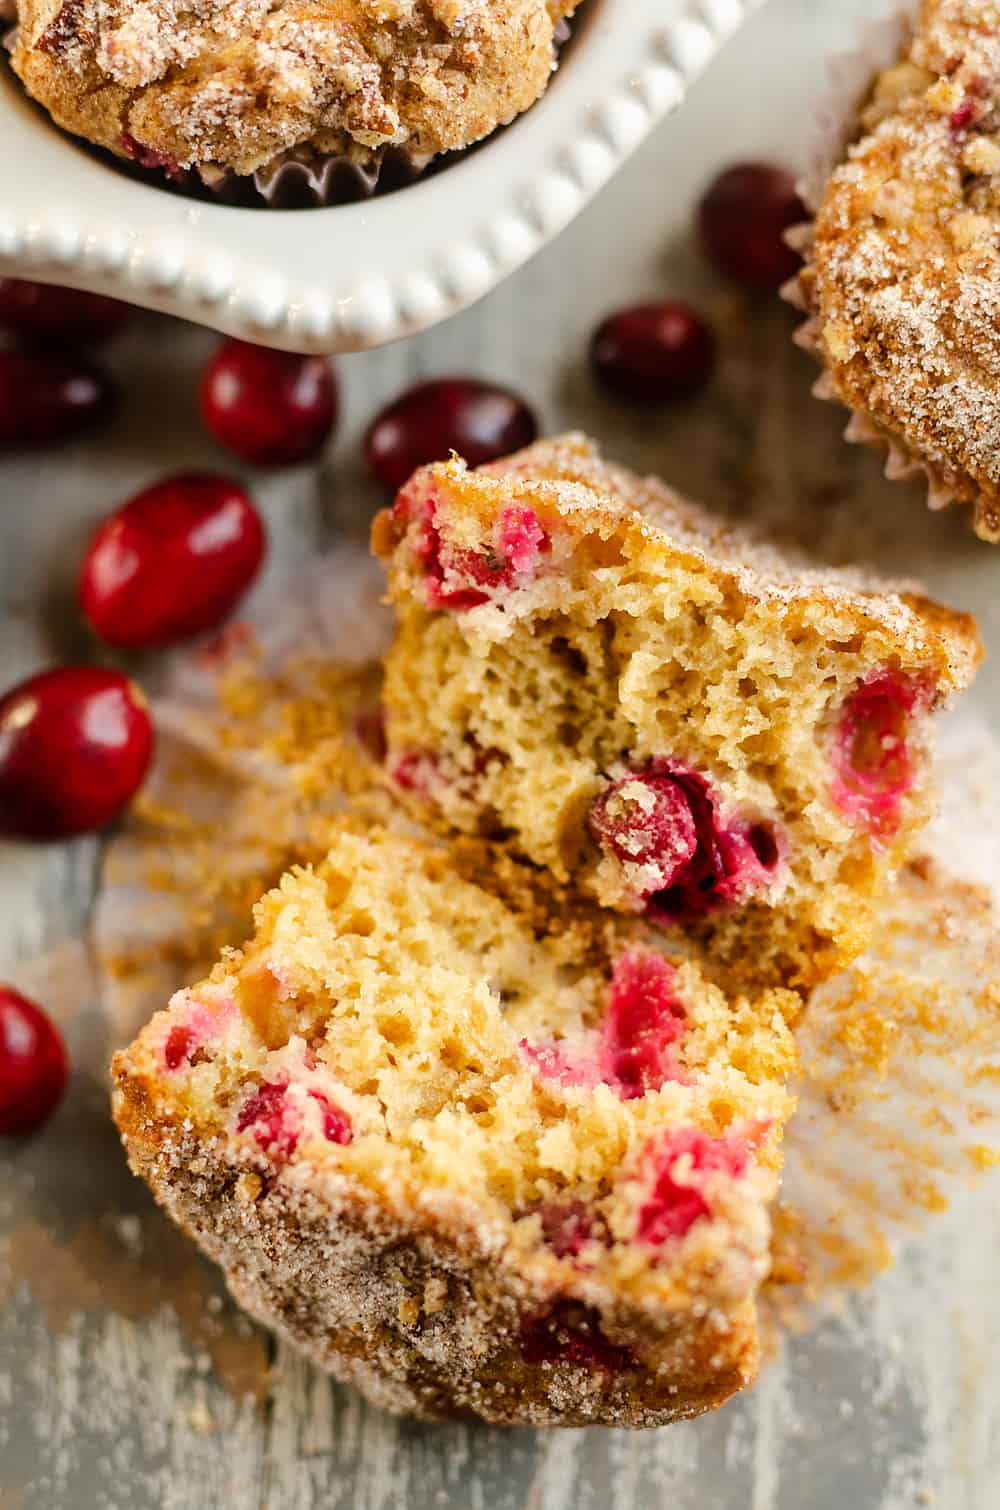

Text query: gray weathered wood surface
(3, 1), (1000, 1505)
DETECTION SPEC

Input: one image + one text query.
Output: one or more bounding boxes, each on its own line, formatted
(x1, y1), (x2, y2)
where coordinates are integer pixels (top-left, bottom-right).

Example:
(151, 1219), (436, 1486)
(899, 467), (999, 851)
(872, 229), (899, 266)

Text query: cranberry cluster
(0, 160), (802, 1134)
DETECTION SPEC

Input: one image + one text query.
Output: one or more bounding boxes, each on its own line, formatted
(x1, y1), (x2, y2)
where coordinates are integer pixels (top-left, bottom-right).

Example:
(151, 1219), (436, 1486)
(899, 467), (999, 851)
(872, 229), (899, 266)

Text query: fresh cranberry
(590, 773), (698, 889)
(0, 667), (153, 840)
(0, 986), (69, 1135)
(0, 280), (132, 348)
(590, 763), (779, 920)
(0, 350), (117, 448)
(519, 1302), (635, 1371)
(637, 1128), (751, 1247)
(599, 951), (687, 1099)
(522, 950), (688, 1101)
(200, 340), (338, 466)
(831, 670), (926, 838)
(698, 163), (806, 292)
(363, 379), (538, 492)
(80, 474), (267, 649)
(590, 301), (714, 404)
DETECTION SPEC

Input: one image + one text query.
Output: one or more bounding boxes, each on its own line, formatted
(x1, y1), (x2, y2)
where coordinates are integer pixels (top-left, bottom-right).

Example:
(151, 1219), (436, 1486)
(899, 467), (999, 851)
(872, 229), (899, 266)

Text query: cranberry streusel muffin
(113, 824), (798, 1426)
(795, 0), (1000, 541)
(373, 435), (980, 990)
(9, 0), (575, 200)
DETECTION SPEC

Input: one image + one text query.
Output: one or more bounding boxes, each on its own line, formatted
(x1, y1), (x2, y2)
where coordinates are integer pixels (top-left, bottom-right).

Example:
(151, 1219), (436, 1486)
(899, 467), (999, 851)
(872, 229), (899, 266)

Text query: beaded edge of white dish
(0, 0), (763, 354)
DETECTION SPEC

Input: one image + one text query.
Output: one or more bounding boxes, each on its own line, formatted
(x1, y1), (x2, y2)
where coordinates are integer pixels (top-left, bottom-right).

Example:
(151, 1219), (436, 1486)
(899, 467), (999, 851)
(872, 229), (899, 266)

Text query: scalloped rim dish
(0, 0), (763, 353)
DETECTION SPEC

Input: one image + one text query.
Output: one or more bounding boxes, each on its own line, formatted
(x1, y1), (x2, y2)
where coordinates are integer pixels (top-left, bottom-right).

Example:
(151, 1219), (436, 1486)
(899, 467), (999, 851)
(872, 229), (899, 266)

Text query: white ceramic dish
(0, 0), (762, 353)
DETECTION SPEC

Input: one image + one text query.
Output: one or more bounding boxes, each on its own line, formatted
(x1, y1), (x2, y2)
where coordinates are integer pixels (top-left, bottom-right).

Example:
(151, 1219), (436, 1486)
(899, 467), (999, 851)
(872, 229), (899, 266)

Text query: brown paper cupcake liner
(781, 3), (1000, 543)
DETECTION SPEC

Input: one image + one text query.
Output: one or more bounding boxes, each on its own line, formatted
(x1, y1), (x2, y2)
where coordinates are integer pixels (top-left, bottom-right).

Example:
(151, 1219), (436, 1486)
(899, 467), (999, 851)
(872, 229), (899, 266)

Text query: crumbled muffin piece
(372, 434), (980, 990)
(113, 824), (798, 1426)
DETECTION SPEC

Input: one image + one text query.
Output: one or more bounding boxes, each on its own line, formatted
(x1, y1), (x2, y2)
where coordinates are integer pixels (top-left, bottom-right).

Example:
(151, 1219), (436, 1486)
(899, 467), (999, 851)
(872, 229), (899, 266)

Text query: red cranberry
(0, 350), (117, 449)
(599, 950), (687, 1099)
(164, 1024), (194, 1070)
(0, 279), (132, 347)
(590, 773), (698, 888)
(0, 667), (153, 840)
(519, 1302), (635, 1371)
(637, 1128), (750, 1247)
(237, 1077), (352, 1159)
(0, 986), (69, 1135)
(698, 162), (806, 292)
(200, 340), (338, 467)
(590, 302), (715, 404)
(363, 378), (538, 492)
(80, 474), (267, 649)
(120, 134), (185, 183)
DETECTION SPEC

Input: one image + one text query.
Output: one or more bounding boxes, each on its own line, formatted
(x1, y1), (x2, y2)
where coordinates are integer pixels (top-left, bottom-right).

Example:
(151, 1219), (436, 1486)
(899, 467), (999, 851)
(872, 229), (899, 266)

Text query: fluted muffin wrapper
(88, 545), (1000, 1355)
(782, 2), (1000, 541)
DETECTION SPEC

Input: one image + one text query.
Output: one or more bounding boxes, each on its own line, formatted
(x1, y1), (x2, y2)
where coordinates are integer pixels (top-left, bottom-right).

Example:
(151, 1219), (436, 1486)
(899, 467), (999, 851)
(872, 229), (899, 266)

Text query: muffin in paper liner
(92, 546), (1000, 1366)
(785, 0), (1000, 544)
(4, 9), (570, 211)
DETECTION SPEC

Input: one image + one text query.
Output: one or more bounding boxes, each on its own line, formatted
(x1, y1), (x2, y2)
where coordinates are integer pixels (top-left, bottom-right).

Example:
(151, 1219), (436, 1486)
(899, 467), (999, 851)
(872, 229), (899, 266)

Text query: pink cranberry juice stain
(237, 1077), (352, 1159)
(637, 1128), (753, 1247)
(160, 991), (236, 1072)
(392, 480), (549, 610)
(536, 1200), (598, 1259)
(831, 670), (926, 838)
(521, 949), (688, 1101)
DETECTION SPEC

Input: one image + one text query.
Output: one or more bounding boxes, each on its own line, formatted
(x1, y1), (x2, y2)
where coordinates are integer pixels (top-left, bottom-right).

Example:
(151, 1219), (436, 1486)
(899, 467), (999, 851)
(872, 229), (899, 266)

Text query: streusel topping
(11, 0), (575, 175)
(802, 1), (1000, 539)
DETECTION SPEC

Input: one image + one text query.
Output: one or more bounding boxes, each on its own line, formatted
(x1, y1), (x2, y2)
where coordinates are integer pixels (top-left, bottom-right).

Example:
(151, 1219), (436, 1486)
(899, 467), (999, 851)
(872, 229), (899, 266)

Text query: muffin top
(802, 0), (1000, 540)
(10, 0), (575, 177)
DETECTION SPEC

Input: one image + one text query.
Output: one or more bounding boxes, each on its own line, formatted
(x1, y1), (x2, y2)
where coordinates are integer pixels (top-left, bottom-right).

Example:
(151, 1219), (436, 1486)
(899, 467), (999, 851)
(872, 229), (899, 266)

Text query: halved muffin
(372, 434), (980, 990)
(113, 824), (798, 1426)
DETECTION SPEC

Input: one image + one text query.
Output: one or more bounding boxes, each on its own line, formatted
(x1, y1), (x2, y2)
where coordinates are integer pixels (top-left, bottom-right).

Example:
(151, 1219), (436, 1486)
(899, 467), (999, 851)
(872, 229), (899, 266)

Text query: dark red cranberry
(80, 474), (267, 649)
(200, 340), (338, 466)
(589, 773), (698, 889)
(363, 378), (538, 492)
(537, 1200), (597, 1259)
(600, 950), (687, 1099)
(698, 162), (806, 292)
(120, 134), (186, 182)
(0, 667), (153, 840)
(164, 1025), (194, 1070)
(637, 1128), (750, 1247)
(0, 350), (117, 449)
(590, 302), (715, 404)
(590, 763), (779, 921)
(519, 1302), (636, 1371)
(831, 670), (924, 837)
(0, 279), (132, 347)
(0, 986), (69, 1135)
(237, 1077), (352, 1159)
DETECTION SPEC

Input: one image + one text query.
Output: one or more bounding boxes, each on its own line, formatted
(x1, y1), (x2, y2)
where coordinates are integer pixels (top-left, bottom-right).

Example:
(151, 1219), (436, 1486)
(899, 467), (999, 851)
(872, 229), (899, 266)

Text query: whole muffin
(9, 0), (576, 200)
